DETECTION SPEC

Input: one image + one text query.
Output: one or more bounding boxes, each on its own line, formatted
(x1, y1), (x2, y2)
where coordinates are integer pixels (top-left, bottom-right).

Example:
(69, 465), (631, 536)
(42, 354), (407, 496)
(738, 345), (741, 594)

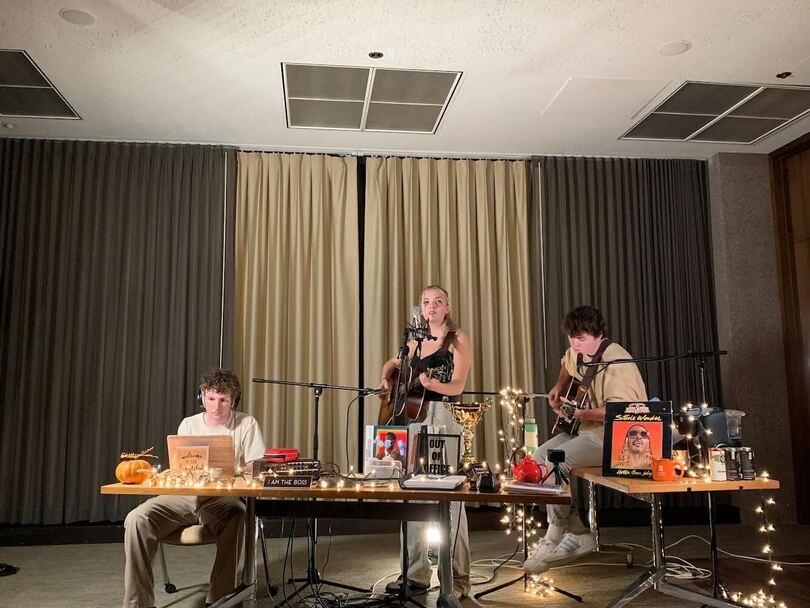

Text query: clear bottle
(524, 418), (538, 454)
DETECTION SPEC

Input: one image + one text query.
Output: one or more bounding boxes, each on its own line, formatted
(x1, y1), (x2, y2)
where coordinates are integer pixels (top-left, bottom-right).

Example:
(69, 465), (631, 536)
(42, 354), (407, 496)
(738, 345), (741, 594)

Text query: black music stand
(253, 377), (380, 602)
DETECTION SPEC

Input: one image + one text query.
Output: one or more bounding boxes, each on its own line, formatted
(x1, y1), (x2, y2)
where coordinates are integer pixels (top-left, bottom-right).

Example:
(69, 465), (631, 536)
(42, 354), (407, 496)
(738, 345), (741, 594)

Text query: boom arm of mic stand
(578, 349), (729, 367)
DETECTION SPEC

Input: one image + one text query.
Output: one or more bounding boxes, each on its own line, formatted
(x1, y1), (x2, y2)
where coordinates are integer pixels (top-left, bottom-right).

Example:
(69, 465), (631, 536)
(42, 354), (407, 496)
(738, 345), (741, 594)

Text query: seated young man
(123, 369), (265, 608)
(524, 306), (646, 574)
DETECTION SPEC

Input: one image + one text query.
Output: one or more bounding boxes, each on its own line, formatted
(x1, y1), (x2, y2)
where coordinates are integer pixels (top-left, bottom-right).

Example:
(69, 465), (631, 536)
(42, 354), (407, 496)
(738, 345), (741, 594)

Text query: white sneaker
(543, 531), (596, 566)
(522, 536), (560, 574)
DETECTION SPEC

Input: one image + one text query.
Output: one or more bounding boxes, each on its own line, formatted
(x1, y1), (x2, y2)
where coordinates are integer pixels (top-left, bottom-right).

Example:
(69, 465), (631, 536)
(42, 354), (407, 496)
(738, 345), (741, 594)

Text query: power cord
(618, 533), (810, 567)
(470, 544), (522, 585)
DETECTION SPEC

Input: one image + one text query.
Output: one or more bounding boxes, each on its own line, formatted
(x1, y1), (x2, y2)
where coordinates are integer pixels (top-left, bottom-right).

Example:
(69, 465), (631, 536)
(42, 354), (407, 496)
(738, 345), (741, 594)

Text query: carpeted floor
(1, 525), (809, 607)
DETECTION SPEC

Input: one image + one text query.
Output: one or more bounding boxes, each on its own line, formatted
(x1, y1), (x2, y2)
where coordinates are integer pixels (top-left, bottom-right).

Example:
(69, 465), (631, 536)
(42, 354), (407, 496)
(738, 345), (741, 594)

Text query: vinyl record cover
(372, 425), (409, 466)
(602, 401), (673, 478)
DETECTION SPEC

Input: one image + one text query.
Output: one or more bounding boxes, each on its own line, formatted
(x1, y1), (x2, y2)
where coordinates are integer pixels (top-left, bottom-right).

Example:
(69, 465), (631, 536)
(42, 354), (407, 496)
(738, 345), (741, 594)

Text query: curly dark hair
(199, 369), (241, 399)
(562, 305), (606, 338)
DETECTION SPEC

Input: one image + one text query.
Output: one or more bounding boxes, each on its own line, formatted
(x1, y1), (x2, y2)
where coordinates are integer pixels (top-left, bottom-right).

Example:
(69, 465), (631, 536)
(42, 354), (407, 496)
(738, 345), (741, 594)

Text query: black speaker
(197, 389), (240, 409)
(478, 472), (501, 493)
(702, 410), (738, 447)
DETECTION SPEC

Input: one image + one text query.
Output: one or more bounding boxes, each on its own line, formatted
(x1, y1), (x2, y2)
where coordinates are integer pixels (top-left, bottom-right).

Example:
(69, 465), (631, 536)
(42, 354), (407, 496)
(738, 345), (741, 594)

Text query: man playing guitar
(524, 305), (647, 575)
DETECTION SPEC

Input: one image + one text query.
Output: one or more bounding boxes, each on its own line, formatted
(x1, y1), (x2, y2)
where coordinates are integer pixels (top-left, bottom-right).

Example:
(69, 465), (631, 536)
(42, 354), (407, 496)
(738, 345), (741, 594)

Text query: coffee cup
(652, 457), (684, 482)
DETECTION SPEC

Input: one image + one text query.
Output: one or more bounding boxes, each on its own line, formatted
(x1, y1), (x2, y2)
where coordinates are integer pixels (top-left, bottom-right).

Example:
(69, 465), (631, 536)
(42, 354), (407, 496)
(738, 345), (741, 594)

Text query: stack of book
(502, 481), (565, 495)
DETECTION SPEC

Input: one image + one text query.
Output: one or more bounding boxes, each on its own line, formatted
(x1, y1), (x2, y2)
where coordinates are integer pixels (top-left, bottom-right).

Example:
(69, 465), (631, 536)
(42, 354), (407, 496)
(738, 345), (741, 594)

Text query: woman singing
(377, 285), (471, 416)
(376, 284), (472, 599)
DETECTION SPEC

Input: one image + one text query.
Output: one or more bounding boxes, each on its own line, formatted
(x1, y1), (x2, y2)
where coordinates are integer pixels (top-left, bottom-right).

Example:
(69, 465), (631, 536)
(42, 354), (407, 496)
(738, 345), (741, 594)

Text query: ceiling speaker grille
(283, 63), (461, 134)
(0, 49), (79, 119)
(621, 81), (810, 144)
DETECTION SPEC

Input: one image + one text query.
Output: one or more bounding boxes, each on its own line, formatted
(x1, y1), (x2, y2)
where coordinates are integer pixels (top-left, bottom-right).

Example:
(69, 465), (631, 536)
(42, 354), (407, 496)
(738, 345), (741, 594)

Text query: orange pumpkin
(115, 459), (151, 484)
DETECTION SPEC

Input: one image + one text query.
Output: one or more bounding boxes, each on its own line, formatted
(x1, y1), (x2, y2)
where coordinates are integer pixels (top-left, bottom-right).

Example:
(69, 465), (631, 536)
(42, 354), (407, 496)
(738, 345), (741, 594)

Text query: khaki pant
(404, 502), (470, 595)
(123, 495), (245, 608)
(532, 432), (603, 533)
(402, 401), (471, 596)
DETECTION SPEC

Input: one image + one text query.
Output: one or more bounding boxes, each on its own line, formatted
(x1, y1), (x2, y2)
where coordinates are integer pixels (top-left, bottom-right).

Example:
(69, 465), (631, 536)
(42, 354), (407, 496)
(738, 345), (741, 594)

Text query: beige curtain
(363, 157), (533, 469)
(235, 152), (359, 470)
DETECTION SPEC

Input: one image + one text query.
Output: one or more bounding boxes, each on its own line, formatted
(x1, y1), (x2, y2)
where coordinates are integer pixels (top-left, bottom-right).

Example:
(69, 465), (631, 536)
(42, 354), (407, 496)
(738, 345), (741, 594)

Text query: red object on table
(263, 448), (300, 462)
(512, 456), (547, 484)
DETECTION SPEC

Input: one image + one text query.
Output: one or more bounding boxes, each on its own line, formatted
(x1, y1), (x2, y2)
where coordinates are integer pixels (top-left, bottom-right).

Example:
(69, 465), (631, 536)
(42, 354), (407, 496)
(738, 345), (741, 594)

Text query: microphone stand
(580, 348), (732, 604)
(385, 316), (435, 425)
(252, 377), (380, 601)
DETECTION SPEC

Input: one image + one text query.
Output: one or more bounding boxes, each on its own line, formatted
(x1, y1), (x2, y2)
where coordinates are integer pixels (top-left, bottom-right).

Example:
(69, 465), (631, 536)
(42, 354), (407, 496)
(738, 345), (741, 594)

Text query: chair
(157, 519), (277, 597)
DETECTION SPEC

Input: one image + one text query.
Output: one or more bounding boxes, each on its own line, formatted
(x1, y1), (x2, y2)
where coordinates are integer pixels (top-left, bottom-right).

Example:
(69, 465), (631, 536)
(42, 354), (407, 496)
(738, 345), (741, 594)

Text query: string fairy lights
(498, 386), (526, 465)
(497, 387), (552, 595)
(677, 401), (714, 480)
(728, 491), (786, 608)
(676, 401), (786, 607)
(141, 465), (260, 490)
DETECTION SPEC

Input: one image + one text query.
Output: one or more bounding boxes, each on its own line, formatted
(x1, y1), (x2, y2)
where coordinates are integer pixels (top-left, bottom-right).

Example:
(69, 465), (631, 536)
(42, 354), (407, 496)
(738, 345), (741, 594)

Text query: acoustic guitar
(551, 378), (588, 436)
(377, 366), (435, 425)
(551, 339), (612, 436)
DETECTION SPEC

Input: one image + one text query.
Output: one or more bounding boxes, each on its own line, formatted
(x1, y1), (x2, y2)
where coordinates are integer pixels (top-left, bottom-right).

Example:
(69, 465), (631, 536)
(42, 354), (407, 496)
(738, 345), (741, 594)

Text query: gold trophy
(443, 399), (492, 465)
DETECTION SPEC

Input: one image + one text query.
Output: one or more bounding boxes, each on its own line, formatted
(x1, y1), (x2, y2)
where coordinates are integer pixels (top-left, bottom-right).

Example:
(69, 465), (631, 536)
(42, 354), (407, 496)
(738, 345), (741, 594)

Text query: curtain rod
(234, 146), (530, 162)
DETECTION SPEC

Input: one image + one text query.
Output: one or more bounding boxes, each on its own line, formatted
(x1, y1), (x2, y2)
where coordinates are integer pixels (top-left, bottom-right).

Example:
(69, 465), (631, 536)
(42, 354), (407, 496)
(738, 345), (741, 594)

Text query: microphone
(410, 305), (422, 326)
(407, 305), (436, 341)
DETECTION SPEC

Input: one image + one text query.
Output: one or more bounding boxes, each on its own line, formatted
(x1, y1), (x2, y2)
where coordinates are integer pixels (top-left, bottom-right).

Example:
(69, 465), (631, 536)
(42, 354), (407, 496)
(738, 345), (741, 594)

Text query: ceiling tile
(542, 76), (670, 121)
(657, 82), (758, 115)
(623, 113), (713, 140)
(288, 98), (363, 129)
(285, 64), (369, 101)
(691, 116), (786, 143)
(0, 86), (78, 118)
(365, 102), (442, 132)
(0, 50), (49, 87)
(731, 87), (810, 120)
(370, 69), (458, 105)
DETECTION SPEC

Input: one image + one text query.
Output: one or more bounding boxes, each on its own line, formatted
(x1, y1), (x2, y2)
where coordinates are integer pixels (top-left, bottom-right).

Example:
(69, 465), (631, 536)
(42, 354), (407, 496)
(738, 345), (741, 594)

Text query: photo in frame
(371, 425), (409, 466)
(602, 401), (673, 479)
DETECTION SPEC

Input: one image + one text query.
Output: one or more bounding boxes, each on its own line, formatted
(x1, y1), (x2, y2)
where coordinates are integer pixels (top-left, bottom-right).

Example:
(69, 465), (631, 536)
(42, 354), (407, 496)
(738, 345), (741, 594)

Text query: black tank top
(410, 330), (458, 402)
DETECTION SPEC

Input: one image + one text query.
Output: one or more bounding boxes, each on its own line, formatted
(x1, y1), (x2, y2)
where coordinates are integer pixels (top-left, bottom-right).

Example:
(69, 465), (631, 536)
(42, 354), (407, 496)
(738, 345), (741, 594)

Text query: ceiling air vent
(0, 49), (80, 119)
(621, 81), (810, 144)
(283, 63), (461, 134)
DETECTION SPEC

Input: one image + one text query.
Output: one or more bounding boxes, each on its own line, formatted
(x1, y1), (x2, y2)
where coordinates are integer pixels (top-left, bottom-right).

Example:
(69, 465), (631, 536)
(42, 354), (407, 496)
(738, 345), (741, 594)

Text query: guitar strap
(574, 338), (613, 404)
(439, 329), (457, 350)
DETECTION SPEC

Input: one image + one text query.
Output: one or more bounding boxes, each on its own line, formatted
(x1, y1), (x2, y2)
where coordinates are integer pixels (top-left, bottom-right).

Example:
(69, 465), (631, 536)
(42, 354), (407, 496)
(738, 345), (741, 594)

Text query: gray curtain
(533, 156), (720, 420)
(0, 139), (234, 524)
(532, 156), (720, 509)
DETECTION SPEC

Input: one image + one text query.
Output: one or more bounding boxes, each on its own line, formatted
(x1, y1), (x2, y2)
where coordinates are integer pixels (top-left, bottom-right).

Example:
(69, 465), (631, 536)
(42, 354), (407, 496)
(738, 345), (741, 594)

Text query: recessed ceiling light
(659, 40), (692, 56)
(2, 122), (16, 129)
(368, 51), (384, 59)
(59, 8), (96, 26)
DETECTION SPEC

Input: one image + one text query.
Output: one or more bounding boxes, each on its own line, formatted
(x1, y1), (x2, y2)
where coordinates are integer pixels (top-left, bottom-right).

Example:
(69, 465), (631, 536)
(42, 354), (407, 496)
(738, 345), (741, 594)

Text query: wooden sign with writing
(169, 445), (209, 470)
(166, 435), (235, 475)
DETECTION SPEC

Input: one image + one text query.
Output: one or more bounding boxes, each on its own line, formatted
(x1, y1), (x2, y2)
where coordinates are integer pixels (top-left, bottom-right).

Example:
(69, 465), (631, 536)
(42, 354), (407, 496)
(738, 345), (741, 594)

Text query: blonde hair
(421, 284), (458, 331)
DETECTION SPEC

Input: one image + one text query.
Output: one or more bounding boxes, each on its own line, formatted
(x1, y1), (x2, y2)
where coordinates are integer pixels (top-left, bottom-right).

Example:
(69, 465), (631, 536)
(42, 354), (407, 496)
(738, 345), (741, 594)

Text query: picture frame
(414, 429), (461, 477)
(602, 401), (673, 478)
(371, 425), (409, 467)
